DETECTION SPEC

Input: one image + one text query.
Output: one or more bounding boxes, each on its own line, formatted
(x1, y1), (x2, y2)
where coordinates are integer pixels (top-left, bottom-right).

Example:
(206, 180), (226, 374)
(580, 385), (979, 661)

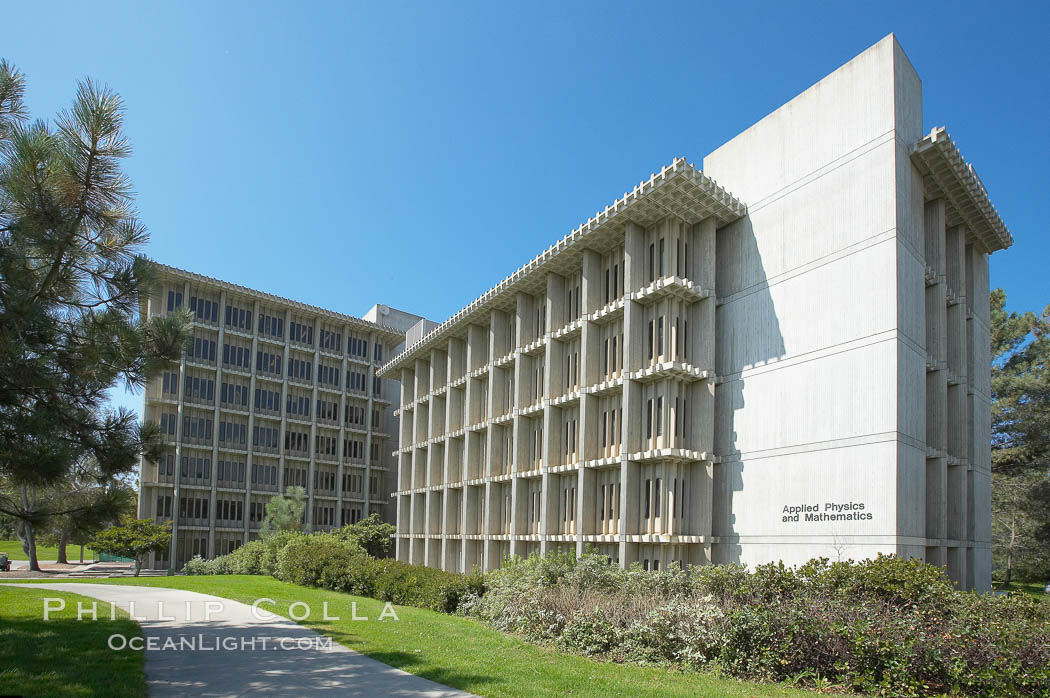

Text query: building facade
(137, 265), (418, 569)
(380, 36), (1011, 590)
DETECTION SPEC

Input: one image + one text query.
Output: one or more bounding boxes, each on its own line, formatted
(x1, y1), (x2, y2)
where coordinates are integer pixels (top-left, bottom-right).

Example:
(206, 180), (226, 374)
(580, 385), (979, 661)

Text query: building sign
(782, 501), (872, 523)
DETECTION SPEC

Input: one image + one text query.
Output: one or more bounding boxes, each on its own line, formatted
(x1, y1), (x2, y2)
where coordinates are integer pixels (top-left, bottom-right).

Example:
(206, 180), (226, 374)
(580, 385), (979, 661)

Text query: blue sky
(5, 1), (1047, 416)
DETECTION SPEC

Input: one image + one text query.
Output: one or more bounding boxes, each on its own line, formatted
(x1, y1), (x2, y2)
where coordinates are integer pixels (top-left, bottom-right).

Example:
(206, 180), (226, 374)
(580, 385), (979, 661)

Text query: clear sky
(4, 1), (1047, 417)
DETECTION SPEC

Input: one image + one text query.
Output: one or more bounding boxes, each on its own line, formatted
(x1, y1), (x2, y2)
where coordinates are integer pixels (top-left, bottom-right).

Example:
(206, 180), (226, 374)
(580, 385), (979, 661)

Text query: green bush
(259, 531), (306, 576)
(363, 558), (484, 613)
(181, 540), (267, 575)
(331, 514), (395, 557)
(182, 555), (209, 575)
(274, 534), (366, 589)
(468, 551), (1050, 697)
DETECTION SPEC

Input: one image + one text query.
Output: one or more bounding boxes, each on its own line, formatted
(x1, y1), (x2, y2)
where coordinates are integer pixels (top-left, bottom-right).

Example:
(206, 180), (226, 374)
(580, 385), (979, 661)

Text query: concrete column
(619, 223), (645, 565)
(305, 317), (322, 530)
(336, 323), (350, 526)
(363, 331), (377, 516)
(277, 308), (292, 496)
(208, 289), (226, 556)
(167, 279), (191, 570)
(243, 300), (260, 545)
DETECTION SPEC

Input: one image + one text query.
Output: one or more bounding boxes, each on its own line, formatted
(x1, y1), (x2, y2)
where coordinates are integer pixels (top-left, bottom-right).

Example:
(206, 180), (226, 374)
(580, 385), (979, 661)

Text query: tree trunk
(79, 544), (84, 563)
(56, 529), (69, 565)
(24, 523), (40, 572)
(134, 557), (141, 577)
(1005, 511), (1016, 586)
(20, 486), (41, 573)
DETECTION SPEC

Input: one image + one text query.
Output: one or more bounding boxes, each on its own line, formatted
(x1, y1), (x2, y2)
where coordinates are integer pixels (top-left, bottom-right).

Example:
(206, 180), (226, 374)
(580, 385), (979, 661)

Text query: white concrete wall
(704, 35), (930, 570)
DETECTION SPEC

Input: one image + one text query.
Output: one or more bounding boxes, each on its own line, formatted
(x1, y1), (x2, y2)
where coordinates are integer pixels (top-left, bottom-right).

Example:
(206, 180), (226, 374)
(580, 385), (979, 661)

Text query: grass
(3, 575), (813, 698)
(0, 539), (97, 562)
(993, 580), (1049, 601)
(0, 585), (146, 697)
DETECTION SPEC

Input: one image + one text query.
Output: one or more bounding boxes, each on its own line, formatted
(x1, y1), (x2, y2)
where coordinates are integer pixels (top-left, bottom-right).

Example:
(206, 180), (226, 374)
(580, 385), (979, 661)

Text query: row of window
(217, 498), (244, 522)
(189, 336), (217, 363)
(162, 487), (378, 525)
(181, 496), (210, 521)
(218, 459), (245, 483)
(255, 388), (279, 412)
(226, 304), (252, 331)
(224, 342), (252, 370)
(167, 290), (384, 360)
(189, 296), (220, 323)
(217, 421), (246, 446)
(181, 456), (211, 480)
(289, 321), (313, 345)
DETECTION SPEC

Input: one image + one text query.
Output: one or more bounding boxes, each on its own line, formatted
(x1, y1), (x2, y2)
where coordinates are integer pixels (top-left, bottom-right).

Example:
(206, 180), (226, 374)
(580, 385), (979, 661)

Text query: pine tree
(990, 288), (1050, 582)
(260, 486), (307, 539)
(0, 59), (188, 571)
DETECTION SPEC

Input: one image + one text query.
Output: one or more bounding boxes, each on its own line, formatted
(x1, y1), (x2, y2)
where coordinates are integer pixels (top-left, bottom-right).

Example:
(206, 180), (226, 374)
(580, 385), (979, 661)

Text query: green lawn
(4, 575), (814, 698)
(0, 539), (97, 562)
(0, 586), (146, 697)
(993, 580), (1050, 601)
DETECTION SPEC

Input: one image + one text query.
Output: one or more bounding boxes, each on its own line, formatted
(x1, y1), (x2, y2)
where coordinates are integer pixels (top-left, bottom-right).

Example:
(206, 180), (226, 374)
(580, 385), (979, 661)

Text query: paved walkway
(10, 583), (472, 697)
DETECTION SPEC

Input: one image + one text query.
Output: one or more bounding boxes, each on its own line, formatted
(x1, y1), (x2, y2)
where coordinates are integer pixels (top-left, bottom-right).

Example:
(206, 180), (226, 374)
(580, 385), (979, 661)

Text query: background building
(380, 35), (1011, 590)
(137, 265), (424, 569)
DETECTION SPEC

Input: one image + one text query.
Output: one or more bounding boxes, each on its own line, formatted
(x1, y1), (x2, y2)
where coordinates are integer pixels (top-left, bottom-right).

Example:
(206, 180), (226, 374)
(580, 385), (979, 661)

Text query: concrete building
(137, 265), (424, 569)
(379, 35), (1011, 590)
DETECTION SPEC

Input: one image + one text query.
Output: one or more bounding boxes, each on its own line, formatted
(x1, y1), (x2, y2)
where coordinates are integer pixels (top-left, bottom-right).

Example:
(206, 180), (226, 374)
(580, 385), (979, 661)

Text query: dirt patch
(0, 570), (68, 579)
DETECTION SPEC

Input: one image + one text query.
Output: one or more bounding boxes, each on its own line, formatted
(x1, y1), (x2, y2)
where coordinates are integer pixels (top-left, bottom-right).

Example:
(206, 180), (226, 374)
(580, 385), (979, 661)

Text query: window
(224, 304), (253, 331)
(320, 329), (342, 352)
(290, 321), (314, 346)
(259, 313), (284, 338)
(646, 399), (653, 440)
(256, 350), (282, 376)
(167, 290), (183, 312)
(189, 295), (219, 323)
(188, 335), (216, 363)
(647, 321), (654, 360)
(649, 243), (655, 282)
(644, 479), (651, 519)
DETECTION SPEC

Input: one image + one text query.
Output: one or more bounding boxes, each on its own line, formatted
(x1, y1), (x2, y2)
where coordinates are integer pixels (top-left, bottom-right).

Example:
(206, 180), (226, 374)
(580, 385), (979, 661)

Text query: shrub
(228, 540), (266, 575)
(182, 555), (209, 575)
(465, 551), (1050, 697)
(364, 558), (484, 613)
(180, 540), (267, 575)
(259, 531), (306, 576)
(332, 514), (395, 557)
(274, 534), (366, 589)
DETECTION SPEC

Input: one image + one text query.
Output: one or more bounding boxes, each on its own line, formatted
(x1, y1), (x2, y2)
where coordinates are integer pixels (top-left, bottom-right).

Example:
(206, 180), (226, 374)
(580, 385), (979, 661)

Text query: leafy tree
(336, 513), (395, 557)
(990, 289), (1050, 582)
(37, 471), (135, 563)
(260, 486), (306, 539)
(0, 60), (188, 571)
(89, 517), (170, 576)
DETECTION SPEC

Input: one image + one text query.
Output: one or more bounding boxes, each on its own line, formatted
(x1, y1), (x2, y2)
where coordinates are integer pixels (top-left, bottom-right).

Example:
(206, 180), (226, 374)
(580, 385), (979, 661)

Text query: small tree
(337, 513), (395, 557)
(260, 486), (306, 539)
(90, 517), (170, 576)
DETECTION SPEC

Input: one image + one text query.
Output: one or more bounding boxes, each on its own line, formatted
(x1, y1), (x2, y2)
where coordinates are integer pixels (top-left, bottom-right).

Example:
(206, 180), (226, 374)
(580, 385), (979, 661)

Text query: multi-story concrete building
(137, 265), (422, 569)
(380, 35), (1011, 590)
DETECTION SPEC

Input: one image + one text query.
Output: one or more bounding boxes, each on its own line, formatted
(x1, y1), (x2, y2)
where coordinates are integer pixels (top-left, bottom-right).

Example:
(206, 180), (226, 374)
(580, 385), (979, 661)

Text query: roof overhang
(379, 157), (747, 376)
(911, 127), (1013, 253)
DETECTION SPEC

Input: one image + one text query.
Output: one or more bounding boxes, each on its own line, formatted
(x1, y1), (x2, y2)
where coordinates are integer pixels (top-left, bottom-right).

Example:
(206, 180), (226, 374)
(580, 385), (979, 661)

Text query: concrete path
(10, 583), (473, 697)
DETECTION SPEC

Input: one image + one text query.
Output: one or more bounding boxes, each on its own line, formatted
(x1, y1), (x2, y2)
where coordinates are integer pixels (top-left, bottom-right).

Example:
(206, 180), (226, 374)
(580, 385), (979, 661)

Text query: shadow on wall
(713, 215), (785, 565)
